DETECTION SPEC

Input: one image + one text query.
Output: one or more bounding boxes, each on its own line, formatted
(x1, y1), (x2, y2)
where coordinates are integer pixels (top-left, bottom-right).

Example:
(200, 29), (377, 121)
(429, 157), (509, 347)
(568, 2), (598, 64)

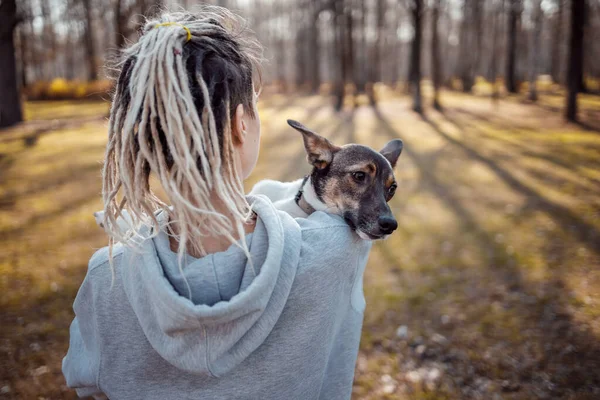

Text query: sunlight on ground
(1, 90), (599, 399)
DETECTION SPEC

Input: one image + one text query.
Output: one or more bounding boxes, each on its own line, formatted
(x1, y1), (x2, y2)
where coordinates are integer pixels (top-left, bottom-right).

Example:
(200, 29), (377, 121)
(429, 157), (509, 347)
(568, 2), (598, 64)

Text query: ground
(1, 89), (599, 399)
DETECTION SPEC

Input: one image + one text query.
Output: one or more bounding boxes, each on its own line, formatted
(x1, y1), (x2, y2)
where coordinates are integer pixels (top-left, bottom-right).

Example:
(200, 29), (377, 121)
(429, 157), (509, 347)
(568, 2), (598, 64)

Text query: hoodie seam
(83, 266), (105, 395)
(350, 246), (366, 314)
(204, 326), (219, 378)
(211, 255), (223, 302)
(301, 225), (350, 233)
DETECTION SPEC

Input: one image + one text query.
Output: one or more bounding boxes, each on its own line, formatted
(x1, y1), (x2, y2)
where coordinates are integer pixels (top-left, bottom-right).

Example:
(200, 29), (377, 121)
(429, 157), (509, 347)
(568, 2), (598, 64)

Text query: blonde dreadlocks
(101, 7), (263, 292)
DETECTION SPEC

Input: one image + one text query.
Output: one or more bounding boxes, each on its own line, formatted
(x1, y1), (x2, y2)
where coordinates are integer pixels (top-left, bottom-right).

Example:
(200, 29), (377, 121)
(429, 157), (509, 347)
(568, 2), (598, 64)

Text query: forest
(1, 0), (600, 399)
(1, 0), (598, 127)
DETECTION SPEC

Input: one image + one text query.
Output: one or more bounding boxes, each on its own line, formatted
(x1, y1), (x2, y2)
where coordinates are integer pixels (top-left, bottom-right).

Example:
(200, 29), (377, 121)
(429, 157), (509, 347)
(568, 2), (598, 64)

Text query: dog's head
(288, 119), (403, 240)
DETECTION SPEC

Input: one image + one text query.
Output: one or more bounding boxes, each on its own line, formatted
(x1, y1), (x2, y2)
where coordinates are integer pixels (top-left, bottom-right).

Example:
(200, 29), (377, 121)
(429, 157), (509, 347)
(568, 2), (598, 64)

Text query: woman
(63, 7), (371, 400)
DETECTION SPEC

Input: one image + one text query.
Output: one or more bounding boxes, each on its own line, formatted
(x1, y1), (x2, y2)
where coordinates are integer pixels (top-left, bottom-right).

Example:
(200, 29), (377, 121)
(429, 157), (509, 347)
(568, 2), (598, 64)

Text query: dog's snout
(378, 216), (397, 234)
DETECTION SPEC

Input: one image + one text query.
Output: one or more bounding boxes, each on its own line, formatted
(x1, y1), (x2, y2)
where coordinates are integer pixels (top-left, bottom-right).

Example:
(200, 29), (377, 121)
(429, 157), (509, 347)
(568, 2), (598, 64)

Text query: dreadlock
(101, 7), (263, 294)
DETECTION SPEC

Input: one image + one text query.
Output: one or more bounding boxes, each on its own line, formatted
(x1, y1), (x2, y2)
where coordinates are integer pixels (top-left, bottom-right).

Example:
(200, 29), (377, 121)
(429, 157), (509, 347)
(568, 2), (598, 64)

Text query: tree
(0, 0), (23, 128)
(490, 0), (503, 102)
(308, 0), (320, 93)
(506, 0), (521, 93)
(373, 0), (385, 84)
(40, 0), (57, 79)
(457, 0), (476, 92)
(409, 0), (423, 113)
(551, 0), (564, 84)
(82, 0), (98, 81)
(528, 0), (542, 101)
(115, 0), (137, 50)
(566, 0), (585, 122)
(332, 0), (346, 111)
(431, 0), (442, 110)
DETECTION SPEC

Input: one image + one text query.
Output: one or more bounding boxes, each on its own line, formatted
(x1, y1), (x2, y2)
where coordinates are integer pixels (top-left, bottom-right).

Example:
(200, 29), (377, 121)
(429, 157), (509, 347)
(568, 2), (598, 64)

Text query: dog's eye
(387, 184), (397, 200)
(352, 171), (366, 182)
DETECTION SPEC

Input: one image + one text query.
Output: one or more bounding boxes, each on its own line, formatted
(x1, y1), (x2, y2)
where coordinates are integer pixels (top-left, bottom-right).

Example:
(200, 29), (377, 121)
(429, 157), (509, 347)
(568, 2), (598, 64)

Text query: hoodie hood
(119, 195), (302, 377)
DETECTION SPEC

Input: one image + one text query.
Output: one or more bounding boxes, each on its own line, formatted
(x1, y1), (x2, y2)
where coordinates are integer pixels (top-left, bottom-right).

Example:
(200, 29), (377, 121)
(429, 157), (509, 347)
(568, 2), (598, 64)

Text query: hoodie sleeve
(62, 253), (105, 398)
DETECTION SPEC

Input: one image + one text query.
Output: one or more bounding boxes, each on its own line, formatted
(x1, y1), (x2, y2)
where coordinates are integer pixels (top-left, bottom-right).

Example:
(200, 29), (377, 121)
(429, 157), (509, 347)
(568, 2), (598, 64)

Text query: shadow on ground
(1, 91), (600, 399)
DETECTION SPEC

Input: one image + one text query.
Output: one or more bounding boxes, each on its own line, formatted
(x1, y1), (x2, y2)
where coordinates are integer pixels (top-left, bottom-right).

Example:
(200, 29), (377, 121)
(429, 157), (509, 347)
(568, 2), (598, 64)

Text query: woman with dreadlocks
(63, 7), (371, 400)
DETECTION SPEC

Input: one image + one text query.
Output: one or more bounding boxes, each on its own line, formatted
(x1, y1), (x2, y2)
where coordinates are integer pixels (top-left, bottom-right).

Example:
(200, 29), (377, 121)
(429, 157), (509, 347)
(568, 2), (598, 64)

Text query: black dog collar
(295, 175), (316, 215)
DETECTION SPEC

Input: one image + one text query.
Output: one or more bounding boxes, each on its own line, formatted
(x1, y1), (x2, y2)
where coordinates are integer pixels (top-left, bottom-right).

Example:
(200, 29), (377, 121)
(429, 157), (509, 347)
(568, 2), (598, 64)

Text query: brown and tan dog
(249, 119), (403, 240)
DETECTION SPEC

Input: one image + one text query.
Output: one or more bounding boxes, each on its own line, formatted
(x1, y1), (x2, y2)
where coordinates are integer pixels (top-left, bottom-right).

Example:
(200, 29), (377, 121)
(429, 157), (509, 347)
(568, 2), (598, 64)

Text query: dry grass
(1, 90), (599, 399)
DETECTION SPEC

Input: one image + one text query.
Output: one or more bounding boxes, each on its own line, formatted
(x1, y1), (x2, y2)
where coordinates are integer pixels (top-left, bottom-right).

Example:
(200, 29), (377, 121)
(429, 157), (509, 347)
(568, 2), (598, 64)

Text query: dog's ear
(380, 139), (403, 168)
(288, 119), (340, 169)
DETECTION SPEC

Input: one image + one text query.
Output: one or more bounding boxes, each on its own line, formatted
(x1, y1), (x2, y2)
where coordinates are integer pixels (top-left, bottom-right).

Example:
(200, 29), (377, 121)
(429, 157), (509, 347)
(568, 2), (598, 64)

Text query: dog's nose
(378, 216), (398, 234)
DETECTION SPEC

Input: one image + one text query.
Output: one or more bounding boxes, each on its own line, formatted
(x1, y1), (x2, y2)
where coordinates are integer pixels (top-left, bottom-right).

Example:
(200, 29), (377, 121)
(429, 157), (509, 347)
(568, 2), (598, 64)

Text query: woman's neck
(167, 192), (255, 258)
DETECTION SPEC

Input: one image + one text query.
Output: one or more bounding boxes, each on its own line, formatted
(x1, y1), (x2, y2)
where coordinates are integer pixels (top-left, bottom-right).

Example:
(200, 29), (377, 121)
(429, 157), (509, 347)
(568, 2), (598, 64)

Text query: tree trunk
(26, 6), (40, 83)
(432, 0), (442, 110)
(390, 6), (401, 85)
(65, 22), (77, 80)
(579, 2), (589, 93)
(82, 0), (98, 81)
(529, 0), (542, 101)
(491, 0), (503, 102)
(373, 0), (385, 84)
(273, 2), (286, 87)
(473, 0), (483, 81)
(0, 0), (23, 128)
(410, 0), (423, 113)
(115, 0), (129, 50)
(40, 0), (57, 79)
(309, 1), (320, 93)
(566, 0), (585, 122)
(333, 0), (345, 111)
(344, 0), (354, 90)
(551, 0), (564, 84)
(506, 0), (519, 93)
(17, 21), (28, 88)
(295, 20), (306, 87)
(457, 0), (474, 92)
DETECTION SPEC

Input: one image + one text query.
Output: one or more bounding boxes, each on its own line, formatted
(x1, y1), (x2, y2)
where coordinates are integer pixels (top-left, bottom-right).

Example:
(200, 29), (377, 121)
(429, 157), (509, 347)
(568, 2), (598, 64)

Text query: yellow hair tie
(155, 22), (192, 42)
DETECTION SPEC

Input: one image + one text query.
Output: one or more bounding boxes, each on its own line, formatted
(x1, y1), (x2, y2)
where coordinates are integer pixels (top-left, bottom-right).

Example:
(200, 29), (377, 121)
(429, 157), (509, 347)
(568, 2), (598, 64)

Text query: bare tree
(40, 0), (57, 79)
(566, 0), (585, 122)
(409, 0), (423, 113)
(472, 0), (483, 83)
(333, 0), (345, 111)
(506, 0), (521, 93)
(373, 0), (385, 84)
(389, 5), (402, 85)
(457, 0), (474, 92)
(551, 0), (564, 84)
(490, 0), (503, 102)
(82, 0), (98, 81)
(16, 0), (31, 88)
(309, 0), (320, 93)
(65, 21), (78, 80)
(115, 0), (137, 50)
(528, 0), (542, 101)
(431, 0), (442, 110)
(0, 0), (22, 128)
(343, 0), (354, 98)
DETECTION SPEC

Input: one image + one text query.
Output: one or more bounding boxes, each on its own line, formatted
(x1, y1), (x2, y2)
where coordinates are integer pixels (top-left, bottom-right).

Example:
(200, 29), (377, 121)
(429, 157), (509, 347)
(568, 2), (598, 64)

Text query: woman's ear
(232, 104), (246, 145)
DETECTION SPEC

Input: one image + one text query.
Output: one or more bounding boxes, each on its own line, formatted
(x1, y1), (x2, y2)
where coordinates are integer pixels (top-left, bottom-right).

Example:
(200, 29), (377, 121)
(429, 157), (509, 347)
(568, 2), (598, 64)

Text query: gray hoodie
(62, 195), (372, 400)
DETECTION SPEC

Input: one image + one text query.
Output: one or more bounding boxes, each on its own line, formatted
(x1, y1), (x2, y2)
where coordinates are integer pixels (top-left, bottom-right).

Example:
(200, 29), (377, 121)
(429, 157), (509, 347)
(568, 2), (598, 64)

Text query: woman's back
(63, 195), (371, 399)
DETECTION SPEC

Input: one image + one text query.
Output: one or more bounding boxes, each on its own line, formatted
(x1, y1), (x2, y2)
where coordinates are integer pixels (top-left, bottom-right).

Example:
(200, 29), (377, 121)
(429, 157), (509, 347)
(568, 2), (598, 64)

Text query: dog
(249, 119), (403, 240)
(94, 119), (403, 240)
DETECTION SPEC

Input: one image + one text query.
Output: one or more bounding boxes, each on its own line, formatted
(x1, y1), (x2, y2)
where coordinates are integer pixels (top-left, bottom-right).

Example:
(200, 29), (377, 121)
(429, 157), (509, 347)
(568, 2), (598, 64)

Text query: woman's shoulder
(296, 211), (350, 236)
(87, 243), (126, 275)
(295, 211), (370, 260)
